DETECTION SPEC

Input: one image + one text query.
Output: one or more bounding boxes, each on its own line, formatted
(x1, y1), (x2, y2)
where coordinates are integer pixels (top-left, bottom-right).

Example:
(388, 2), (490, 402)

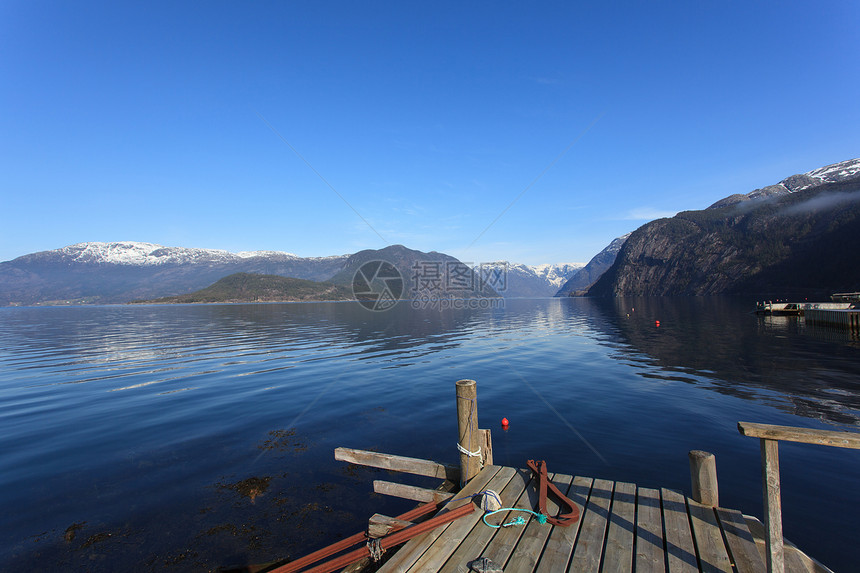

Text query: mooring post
(688, 450), (719, 507)
(455, 379), (480, 486)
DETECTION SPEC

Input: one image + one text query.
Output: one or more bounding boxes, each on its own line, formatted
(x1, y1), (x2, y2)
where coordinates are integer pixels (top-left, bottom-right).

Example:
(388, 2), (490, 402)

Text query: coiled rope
(482, 508), (548, 529)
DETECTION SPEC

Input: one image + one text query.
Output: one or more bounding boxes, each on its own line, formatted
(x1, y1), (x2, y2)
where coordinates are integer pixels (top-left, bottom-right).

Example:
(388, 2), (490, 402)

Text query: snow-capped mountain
(709, 158), (860, 208)
(0, 241), (587, 305)
(475, 262), (585, 297)
(806, 158), (860, 184)
(1, 242), (350, 306)
(39, 241), (337, 266)
(527, 263), (586, 289)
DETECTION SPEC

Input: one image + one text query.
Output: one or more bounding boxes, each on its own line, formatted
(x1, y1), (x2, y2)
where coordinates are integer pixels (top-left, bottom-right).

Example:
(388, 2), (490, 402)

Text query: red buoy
(656, 320), (660, 327)
(501, 417), (509, 428)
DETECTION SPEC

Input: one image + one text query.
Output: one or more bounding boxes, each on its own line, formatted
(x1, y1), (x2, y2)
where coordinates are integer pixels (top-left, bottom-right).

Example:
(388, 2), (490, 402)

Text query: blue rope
(482, 507), (548, 529)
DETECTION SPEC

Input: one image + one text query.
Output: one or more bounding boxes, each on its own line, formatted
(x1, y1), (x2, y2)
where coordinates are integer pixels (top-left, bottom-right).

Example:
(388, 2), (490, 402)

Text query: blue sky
(2, 1), (858, 265)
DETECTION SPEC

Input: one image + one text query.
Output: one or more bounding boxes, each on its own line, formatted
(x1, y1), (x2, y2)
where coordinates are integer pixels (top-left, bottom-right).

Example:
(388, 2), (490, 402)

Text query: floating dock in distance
(754, 301), (852, 316)
(805, 308), (860, 333)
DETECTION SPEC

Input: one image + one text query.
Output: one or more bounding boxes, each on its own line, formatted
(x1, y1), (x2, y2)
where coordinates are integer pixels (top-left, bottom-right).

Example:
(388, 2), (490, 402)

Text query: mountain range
(471, 262), (584, 297)
(0, 242), (581, 306)
(4, 157), (857, 305)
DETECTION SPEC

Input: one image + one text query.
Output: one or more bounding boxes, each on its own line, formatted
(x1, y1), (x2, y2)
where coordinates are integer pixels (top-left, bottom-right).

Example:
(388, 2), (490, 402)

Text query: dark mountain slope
(589, 177), (860, 297)
(134, 273), (354, 303)
(329, 244), (499, 298)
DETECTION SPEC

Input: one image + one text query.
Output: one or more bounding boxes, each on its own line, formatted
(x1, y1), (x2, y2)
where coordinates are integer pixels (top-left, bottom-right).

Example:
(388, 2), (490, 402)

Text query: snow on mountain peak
(474, 261), (586, 289)
(236, 250), (299, 259)
(55, 242), (301, 266)
(805, 158), (860, 183)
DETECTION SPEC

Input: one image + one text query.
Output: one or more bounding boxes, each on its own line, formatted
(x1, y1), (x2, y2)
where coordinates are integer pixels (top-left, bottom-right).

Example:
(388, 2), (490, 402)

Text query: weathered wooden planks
(368, 514), (414, 539)
(505, 473), (573, 572)
(376, 465), (502, 573)
(334, 447), (460, 481)
(715, 508), (766, 573)
(476, 469), (543, 567)
(407, 467), (517, 572)
(602, 481), (636, 573)
(636, 487), (666, 573)
(437, 468), (531, 573)
(688, 499), (733, 573)
(737, 422), (860, 449)
(661, 488), (698, 573)
(536, 476), (591, 572)
(568, 478), (613, 572)
(760, 438), (784, 573)
(373, 480), (455, 504)
(377, 466), (786, 573)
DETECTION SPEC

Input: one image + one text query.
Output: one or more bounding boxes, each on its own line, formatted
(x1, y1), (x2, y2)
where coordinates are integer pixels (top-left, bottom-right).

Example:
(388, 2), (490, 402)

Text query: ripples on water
(0, 298), (858, 571)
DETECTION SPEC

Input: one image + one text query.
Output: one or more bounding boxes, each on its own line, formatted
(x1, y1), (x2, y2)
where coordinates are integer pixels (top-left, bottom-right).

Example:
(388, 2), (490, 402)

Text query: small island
(131, 272), (355, 304)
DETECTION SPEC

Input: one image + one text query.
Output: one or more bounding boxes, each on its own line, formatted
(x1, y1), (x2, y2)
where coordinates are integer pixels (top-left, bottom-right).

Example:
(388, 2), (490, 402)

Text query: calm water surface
(1, 298), (858, 571)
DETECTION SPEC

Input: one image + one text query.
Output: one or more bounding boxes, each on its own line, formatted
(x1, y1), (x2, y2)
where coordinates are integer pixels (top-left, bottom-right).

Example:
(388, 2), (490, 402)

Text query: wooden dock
(804, 308), (860, 332)
(377, 463), (782, 573)
(266, 381), (849, 573)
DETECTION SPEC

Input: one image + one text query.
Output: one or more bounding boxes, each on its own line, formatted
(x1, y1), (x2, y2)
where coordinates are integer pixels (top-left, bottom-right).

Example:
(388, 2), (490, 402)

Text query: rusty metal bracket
(527, 459), (580, 527)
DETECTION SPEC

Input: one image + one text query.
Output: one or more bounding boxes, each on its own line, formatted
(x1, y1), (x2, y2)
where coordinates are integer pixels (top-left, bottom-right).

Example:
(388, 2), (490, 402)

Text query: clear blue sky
(2, 1), (858, 265)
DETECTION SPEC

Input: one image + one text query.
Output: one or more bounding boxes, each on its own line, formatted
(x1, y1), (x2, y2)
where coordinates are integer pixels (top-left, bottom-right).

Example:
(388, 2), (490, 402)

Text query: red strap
(527, 459), (580, 527)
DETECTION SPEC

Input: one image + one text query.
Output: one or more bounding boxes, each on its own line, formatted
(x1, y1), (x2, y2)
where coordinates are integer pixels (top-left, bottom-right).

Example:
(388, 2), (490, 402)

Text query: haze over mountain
(588, 158), (860, 297)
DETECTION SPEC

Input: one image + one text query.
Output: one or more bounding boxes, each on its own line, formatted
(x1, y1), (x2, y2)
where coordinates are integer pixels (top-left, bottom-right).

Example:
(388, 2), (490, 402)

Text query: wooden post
(688, 450), (719, 507)
(456, 379), (480, 485)
(761, 438), (784, 573)
(479, 428), (493, 467)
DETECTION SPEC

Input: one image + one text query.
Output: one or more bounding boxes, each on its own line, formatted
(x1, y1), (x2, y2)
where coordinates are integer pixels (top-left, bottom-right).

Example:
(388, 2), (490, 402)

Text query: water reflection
(1, 299), (859, 571)
(581, 296), (860, 425)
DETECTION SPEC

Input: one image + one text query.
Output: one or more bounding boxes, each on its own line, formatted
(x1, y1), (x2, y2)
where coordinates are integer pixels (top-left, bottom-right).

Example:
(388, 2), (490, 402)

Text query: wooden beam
(367, 514), (414, 539)
(479, 428), (493, 467)
(373, 480), (455, 504)
(761, 438), (784, 573)
(738, 422), (860, 449)
(334, 447), (460, 482)
(688, 450), (719, 507)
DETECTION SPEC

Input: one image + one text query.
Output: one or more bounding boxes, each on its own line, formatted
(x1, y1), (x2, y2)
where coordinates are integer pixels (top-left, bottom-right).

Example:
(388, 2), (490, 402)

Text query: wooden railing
(738, 422), (860, 573)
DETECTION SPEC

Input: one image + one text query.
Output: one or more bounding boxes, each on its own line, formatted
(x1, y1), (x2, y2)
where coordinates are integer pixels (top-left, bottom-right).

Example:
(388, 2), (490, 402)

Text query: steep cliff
(588, 160), (860, 297)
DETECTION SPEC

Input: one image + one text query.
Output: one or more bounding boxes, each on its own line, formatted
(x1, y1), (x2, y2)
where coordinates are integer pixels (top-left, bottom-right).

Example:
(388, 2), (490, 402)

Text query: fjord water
(1, 298), (858, 571)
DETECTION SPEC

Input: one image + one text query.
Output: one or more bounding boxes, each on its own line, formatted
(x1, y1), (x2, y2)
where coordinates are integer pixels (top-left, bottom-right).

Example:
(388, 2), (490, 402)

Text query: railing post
(688, 450), (719, 507)
(455, 379), (480, 486)
(761, 438), (784, 573)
